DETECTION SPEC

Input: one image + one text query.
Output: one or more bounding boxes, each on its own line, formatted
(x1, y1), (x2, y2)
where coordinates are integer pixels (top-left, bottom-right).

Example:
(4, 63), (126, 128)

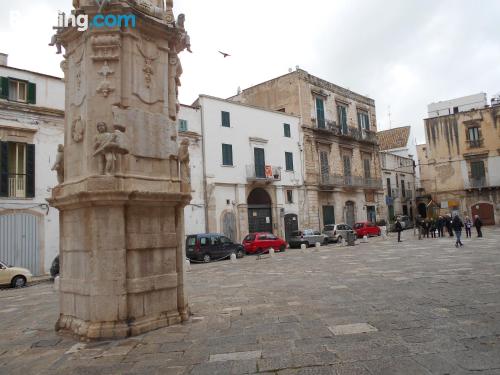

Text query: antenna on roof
(288, 68), (292, 73)
(295, 65), (300, 70)
(237, 86), (241, 95)
(388, 105), (392, 130)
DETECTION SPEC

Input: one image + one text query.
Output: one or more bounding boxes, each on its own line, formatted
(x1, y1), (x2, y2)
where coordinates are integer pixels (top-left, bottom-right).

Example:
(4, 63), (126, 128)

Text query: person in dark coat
(474, 215), (483, 237)
(395, 217), (403, 243)
(437, 216), (445, 238)
(423, 219), (430, 238)
(445, 215), (454, 237)
(430, 218), (437, 238)
(452, 215), (464, 247)
(464, 216), (472, 238)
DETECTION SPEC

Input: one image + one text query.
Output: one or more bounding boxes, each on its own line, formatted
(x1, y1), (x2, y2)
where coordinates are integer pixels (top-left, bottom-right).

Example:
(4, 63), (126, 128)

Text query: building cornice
(0, 100), (64, 118)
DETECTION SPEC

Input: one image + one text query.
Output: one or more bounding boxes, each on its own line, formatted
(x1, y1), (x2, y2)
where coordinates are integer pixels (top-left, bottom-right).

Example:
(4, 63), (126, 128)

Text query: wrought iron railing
(315, 122), (377, 144)
(246, 165), (282, 181)
(8, 174), (26, 198)
(320, 174), (382, 189)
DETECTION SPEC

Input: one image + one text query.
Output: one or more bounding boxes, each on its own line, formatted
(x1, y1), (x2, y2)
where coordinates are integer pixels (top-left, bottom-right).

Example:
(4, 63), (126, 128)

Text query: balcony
(467, 139), (484, 149)
(246, 165), (282, 183)
(320, 174), (382, 190)
(314, 121), (378, 144)
(465, 178), (487, 189)
(8, 174), (26, 198)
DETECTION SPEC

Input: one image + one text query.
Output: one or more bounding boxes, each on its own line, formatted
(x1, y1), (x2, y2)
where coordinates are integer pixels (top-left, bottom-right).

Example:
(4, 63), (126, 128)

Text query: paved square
(1, 228), (500, 374)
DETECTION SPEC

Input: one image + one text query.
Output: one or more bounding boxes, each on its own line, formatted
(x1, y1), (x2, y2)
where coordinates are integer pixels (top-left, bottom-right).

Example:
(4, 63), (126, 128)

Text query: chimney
(0, 53), (7, 66)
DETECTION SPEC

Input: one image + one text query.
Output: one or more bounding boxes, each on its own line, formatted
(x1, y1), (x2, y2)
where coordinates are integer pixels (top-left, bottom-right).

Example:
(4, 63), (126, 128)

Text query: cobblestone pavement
(1, 228), (500, 375)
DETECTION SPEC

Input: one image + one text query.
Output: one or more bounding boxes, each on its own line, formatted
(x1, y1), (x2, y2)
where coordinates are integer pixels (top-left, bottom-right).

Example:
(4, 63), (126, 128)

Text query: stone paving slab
(1, 227), (500, 374)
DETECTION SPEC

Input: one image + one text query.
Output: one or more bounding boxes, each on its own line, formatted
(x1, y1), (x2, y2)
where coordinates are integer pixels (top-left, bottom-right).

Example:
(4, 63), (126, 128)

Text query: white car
(0, 260), (32, 288)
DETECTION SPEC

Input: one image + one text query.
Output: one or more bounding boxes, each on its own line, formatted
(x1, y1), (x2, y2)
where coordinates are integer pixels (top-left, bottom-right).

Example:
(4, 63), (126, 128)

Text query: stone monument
(49, 0), (192, 340)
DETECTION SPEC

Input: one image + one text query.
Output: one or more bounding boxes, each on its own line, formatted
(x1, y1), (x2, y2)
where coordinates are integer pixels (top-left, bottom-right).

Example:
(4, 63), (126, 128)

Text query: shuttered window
(471, 161), (485, 180)
(338, 105), (348, 134)
(0, 141), (35, 198)
(221, 111), (231, 127)
(0, 77), (36, 104)
(316, 97), (325, 129)
(178, 119), (188, 132)
(343, 155), (351, 176)
(222, 144), (233, 166)
(320, 151), (329, 176)
(283, 123), (291, 137)
(387, 178), (392, 197)
(285, 152), (294, 171)
(363, 158), (371, 179)
(357, 111), (370, 130)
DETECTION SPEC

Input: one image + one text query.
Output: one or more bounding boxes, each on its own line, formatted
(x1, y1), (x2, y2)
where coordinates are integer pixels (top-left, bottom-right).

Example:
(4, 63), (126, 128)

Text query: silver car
(322, 224), (354, 243)
(289, 229), (328, 248)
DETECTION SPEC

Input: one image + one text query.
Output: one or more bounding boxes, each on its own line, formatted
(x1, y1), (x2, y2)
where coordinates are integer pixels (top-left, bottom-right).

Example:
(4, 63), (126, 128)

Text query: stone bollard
(363, 235), (368, 243)
(341, 239), (346, 247)
(230, 253), (237, 263)
(185, 259), (191, 272)
(54, 275), (60, 292)
(300, 243), (307, 250)
(315, 242), (321, 251)
(269, 248), (275, 257)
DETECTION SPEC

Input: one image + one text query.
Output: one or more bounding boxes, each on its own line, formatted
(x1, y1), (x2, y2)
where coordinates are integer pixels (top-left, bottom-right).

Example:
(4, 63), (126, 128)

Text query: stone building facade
(0, 54), (64, 275)
(417, 96), (500, 225)
(232, 69), (384, 229)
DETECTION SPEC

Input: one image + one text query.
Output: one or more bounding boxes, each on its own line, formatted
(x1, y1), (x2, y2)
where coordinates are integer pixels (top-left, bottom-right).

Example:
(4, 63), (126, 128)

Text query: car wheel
(203, 254), (211, 263)
(279, 245), (286, 252)
(236, 249), (244, 258)
(378, 230), (381, 236)
(11, 276), (26, 288)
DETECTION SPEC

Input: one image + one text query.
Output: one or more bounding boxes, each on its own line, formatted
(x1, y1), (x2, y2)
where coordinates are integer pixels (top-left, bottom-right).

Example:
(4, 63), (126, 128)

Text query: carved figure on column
(179, 139), (190, 185)
(93, 122), (129, 175)
(51, 144), (64, 184)
(175, 14), (192, 53)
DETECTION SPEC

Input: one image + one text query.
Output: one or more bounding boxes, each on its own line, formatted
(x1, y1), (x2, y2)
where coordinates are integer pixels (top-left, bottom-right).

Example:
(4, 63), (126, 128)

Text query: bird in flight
(218, 51), (231, 58)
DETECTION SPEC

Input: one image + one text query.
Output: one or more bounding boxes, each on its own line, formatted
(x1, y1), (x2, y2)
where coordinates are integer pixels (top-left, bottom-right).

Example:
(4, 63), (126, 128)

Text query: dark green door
(322, 206), (335, 226)
(254, 148), (265, 178)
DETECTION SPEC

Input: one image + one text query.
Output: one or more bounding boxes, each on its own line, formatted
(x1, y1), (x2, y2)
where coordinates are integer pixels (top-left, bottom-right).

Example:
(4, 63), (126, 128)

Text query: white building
(428, 93), (487, 118)
(178, 95), (303, 242)
(0, 53), (64, 275)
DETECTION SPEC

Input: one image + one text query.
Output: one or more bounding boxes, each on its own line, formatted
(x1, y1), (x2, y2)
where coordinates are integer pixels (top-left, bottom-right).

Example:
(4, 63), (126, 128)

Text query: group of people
(416, 214), (483, 247)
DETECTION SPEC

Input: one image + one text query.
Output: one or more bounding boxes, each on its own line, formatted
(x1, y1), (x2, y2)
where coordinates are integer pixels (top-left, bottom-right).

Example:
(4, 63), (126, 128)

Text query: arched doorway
(221, 211), (237, 241)
(345, 201), (355, 227)
(248, 188), (272, 233)
(418, 203), (427, 219)
(284, 213), (298, 242)
(471, 203), (495, 225)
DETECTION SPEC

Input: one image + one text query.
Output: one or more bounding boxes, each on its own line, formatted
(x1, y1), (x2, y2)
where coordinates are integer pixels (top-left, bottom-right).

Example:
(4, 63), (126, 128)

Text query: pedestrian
(474, 215), (483, 238)
(430, 218), (437, 238)
(423, 219), (430, 238)
(464, 216), (472, 238)
(437, 216), (445, 238)
(445, 215), (454, 237)
(395, 217), (403, 243)
(452, 214), (464, 247)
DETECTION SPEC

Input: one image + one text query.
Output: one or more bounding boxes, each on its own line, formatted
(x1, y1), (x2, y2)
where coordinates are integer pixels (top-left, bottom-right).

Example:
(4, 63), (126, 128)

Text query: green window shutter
(364, 113), (370, 130)
(27, 82), (36, 104)
(322, 205), (335, 225)
(178, 119), (188, 132)
(221, 111), (230, 127)
(0, 141), (8, 197)
(284, 123), (291, 137)
(285, 152), (294, 171)
(0, 77), (8, 99)
(222, 144), (233, 166)
(26, 144), (36, 198)
(316, 98), (325, 128)
(357, 112), (362, 130)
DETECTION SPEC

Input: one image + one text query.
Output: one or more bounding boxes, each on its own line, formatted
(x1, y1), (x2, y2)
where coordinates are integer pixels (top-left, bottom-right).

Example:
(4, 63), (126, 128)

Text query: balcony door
(254, 148), (265, 178)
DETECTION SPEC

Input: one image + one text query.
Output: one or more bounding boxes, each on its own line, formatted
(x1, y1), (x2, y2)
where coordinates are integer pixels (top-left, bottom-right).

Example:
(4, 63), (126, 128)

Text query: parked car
(390, 215), (414, 232)
(322, 224), (354, 243)
(50, 256), (59, 279)
(243, 233), (287, 254)
(186, 233), (245, 263)
(289, 229), (328, 248)
(353, 221), (381, 238)
(0, 260), (32, 288)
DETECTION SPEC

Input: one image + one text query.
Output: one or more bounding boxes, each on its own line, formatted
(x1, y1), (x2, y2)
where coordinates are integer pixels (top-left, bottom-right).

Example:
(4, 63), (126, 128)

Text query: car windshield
(244, 234), (255, 241)
(324, 225), (335, 231)
(354, 223), (363, 229)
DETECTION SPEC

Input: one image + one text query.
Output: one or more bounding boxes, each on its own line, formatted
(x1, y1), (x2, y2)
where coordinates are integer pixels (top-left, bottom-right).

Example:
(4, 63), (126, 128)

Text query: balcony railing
(320, 174), (382, 189)
(8, 174), (26, 198)
(467, 139), (484, 148)
(246, 165), (282, 182)
(315, 121), (378, 144)
(465, 178), (487, 189)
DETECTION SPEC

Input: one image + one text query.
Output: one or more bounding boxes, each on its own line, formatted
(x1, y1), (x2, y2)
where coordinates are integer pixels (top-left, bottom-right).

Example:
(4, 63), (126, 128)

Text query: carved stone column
(49, 0), (191, 340)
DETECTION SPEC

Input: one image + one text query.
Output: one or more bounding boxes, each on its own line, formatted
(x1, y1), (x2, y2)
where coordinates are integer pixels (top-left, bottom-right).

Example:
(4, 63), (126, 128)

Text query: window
(467, 127), (482, 148)
(221, 111), (230, 127)
(178, 119), (188, 132)
(363, 158), (371, 179)
(200, 237), (209, 246)
(0, 141), (35, 198)
(283, 123), (291, 137)
(401, 180), (406, 197)
(320, 151), (329, 176)
(343, 155), (351, 176)
(470, 160), (485, 181)
(0, 77), (36, 104)
(396, 174), (399, 188)
(387, 178), (392, 197)
(453, 106), (459, 114)
(337, 105), (348, 134)
(285, 152), (294, 171)
(286, 190), (293, 203)
(323, 205), (335, 225)
(316, 97), (325, 129)
(222, 144), (233, 166)
(357, 111), (370, 131)
(220, 236), (233, 244)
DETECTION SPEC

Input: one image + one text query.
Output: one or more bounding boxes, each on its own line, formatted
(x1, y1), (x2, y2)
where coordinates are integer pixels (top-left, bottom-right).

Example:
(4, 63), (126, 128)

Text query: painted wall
(428, 93), (487, 118)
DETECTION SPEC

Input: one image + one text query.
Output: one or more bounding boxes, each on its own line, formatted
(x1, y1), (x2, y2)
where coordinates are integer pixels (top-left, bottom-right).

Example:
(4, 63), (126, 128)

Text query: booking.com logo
(58, 12), (136, 32)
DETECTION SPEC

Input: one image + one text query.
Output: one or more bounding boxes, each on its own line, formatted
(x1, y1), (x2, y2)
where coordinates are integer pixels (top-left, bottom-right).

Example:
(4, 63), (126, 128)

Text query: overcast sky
(1, 0), (499, 145)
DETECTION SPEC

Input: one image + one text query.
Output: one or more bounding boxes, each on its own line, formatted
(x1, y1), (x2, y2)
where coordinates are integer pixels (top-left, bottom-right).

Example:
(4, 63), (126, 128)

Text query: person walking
(430, 218), (437, 238)
(464, 216), (472, 238)
(395, 217), (403, 242)
(452, 214), (464, 248)
(445, 215), (454, 237)
(474, 215), (483, 238)
(423, 219), (430, 238)
(437, 216), (445, 238)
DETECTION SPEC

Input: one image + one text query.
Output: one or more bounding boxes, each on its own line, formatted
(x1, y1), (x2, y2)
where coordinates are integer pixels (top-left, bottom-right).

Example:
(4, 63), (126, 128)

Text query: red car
(242, 233), (287, 254)
(354, 221), (381, 238)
